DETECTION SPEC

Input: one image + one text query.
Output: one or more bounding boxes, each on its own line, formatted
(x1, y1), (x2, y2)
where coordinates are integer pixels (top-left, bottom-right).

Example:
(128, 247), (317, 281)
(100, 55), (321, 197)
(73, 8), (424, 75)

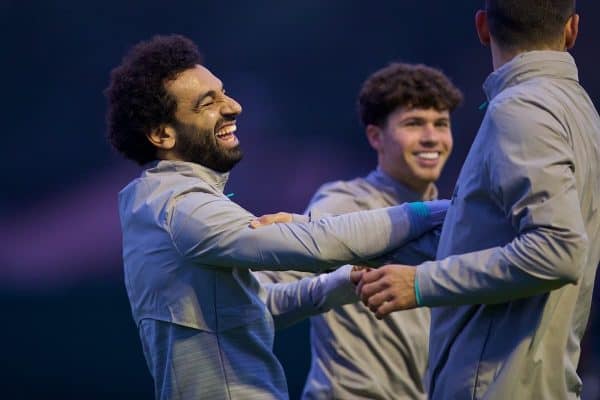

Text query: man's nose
(222, 95), (242, 116)
(420, 124), (438, 144)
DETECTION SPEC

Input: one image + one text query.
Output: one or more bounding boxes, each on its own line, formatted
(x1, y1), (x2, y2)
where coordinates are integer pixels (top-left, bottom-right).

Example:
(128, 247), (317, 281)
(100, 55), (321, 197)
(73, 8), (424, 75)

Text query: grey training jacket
(417, 51), (600, 399)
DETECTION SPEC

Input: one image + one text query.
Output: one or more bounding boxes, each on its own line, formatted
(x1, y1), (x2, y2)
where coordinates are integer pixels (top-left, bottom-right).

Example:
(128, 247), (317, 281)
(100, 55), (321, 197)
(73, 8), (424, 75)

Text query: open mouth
(415, 151), (441, 161)
(414, 151), (442, 167)
(215, 124), (238, 145)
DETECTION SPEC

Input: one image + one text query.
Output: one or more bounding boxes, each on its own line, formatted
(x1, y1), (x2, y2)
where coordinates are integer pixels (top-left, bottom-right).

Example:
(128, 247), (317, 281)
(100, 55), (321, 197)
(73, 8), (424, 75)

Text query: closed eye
(402, 118), (425, 127)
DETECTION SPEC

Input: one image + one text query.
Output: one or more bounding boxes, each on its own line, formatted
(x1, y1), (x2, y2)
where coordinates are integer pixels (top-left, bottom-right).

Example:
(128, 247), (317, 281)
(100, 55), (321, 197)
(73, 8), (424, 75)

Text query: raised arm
(168, 193), (446, 272)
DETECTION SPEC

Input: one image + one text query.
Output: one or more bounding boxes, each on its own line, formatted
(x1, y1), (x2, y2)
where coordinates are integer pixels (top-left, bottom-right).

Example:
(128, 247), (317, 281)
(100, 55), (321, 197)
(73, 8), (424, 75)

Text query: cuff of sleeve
(406, 200), (449, 237)
(407, 202), (429, 237)
(415, 260), (447, 307)
(315, 265), (358, 311)
(426, 199), (450, 226)
(291, 213), (310, 224)
(414, 273), (423, 306)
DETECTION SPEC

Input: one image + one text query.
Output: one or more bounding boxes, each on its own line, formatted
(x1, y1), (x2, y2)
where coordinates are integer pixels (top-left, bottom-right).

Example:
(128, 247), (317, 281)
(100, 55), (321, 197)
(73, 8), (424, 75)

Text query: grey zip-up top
(118, 160), (446, 399)
(257, 169), (438, 399)
(416, 51), (600, 399)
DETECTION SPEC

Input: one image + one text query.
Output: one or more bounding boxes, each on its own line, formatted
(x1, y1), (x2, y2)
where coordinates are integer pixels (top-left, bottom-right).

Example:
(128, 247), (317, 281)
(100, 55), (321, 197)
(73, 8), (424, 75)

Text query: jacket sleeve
(384, 227), (441, 265)
(168, 192), (443, 272)
(255, 265), (357, 330)
(253, 182), (369, 284)
(417, 97), (588, 306)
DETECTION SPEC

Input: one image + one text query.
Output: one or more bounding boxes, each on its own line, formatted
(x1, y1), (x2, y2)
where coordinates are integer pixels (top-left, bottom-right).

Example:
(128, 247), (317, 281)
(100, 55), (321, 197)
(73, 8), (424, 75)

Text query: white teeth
(217, 125), (237, 136)
(416, 152), (440, 160)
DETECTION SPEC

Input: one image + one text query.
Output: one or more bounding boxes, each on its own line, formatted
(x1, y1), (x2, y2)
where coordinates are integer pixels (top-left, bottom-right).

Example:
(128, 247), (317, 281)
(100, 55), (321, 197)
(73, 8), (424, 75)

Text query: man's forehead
(166, 64), (223, 96)
(394, 107), (450, 119)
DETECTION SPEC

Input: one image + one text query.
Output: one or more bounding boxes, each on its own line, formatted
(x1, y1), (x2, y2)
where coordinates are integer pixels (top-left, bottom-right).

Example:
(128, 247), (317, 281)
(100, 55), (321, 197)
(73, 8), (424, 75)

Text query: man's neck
(490, 40), (566, 70)
(378, 167), (434, 198)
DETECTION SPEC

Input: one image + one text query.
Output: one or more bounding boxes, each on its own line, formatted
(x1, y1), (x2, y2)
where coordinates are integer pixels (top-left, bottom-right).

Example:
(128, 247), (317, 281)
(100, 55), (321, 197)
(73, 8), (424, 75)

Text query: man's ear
(475, 10), (491, 46)
(564, 13), (579, 50)
(366, 124), (383, 152)
(146, 125), (176, 150)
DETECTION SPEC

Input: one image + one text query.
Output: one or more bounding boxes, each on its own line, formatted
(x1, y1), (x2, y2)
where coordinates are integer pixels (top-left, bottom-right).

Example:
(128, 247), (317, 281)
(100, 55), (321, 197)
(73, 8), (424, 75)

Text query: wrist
(414, 271), (423, 307)
(316, 265), (357, 311)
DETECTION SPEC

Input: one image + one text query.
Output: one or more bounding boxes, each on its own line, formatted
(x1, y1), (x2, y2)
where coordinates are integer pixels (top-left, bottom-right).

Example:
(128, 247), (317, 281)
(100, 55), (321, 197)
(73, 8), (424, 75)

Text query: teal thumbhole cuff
(414, 273), (423, 306)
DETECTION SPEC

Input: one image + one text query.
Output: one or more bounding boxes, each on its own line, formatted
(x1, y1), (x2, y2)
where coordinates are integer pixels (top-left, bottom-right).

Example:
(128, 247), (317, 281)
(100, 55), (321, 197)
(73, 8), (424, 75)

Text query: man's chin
(208, 149), (244, 172)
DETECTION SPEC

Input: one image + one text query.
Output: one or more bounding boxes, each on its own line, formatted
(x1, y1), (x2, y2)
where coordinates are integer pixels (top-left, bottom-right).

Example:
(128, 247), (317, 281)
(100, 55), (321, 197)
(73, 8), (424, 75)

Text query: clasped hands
(250, 212), (418, 319)
(351, 265), (417, 319)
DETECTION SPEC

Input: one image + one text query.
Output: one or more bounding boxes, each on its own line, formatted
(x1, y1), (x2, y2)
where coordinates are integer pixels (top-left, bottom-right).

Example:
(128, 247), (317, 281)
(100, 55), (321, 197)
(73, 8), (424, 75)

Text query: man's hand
(350, 265), (371, 285)
(249, 212), (294, 229)
(357, 265), (418, 319)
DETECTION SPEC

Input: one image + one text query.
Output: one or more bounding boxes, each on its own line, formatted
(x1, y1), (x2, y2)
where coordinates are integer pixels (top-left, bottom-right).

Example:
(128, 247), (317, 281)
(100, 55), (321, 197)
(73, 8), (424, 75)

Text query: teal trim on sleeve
(407, 202), (429, 218)
(414, 273), (423, 306)
(406, 202), (430, 237)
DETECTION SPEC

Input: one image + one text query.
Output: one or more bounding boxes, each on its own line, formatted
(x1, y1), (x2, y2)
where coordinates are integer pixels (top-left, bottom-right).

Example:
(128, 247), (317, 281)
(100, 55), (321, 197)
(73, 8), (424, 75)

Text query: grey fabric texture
(118, 160), (441, 399)
(256, 168), (439, 400)
(417, 51), (600, 399)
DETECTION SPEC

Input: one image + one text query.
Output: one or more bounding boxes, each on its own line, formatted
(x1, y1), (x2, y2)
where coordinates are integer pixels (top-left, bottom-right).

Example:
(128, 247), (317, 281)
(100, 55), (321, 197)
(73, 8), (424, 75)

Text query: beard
(173, 120), (243, 172)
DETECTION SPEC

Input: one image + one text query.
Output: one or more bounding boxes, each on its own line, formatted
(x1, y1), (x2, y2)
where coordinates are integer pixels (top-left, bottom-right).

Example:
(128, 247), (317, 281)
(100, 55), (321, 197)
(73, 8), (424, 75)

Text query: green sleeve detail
(414, 273), (423, 306)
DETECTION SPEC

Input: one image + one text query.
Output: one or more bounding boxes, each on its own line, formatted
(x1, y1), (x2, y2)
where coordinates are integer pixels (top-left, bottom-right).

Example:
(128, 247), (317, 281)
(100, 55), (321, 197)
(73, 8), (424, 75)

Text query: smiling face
(368, 107), (453, 193)
(163, 64), (243, 172)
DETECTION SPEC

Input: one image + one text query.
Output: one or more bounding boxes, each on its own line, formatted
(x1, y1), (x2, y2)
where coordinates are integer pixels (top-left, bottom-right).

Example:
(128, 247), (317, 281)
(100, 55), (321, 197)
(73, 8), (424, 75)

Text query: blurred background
(1, 1), (599, 399)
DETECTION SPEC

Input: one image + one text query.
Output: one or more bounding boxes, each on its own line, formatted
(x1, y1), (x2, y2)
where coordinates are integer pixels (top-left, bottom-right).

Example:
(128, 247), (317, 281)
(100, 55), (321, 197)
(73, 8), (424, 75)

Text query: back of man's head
(485, 0), (576, 50)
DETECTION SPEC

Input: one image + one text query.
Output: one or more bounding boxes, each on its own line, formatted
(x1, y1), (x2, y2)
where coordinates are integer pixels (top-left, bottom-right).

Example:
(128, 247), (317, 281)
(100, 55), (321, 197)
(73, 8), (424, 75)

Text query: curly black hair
(358, 63), (463, 127)
(105, 34), (202, 165)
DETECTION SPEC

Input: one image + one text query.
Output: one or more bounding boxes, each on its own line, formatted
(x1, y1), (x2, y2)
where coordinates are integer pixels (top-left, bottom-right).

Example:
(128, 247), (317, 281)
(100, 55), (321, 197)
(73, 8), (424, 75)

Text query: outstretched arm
(256, 266), (364, 329)
(169, 194), (447, 272)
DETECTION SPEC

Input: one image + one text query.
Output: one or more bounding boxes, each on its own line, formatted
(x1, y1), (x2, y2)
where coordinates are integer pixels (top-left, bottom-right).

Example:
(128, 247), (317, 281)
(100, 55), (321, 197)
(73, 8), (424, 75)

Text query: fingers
(350, 269), (364, 285)
(249, 212), (294, 229)
(356, 265), (418, 317)
(355, 268), (380, 295)
(359, 278), (384, 303)
(350, 265), (372, 285)
(374, 299), (400, 319)
(360, 268), (385, 284)
(364, 289), (394, 312)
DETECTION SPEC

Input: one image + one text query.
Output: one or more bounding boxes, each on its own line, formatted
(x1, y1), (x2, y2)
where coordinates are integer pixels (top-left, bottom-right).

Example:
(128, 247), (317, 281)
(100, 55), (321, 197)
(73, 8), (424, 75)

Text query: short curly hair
(105, 34), (202, 165)
(358, 63), (463, 127)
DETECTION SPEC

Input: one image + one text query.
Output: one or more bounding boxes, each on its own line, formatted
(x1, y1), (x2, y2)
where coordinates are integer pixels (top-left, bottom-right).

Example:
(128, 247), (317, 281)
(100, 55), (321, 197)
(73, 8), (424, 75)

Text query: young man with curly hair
(105, 35), (447, 400)
(359, 1), (600, 398)
(257, 63), (462, 399)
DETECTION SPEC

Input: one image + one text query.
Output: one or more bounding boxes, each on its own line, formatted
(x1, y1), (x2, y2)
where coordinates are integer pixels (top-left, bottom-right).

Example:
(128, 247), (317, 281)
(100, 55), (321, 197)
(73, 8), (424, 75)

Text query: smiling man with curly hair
(105, 34), (449, 400)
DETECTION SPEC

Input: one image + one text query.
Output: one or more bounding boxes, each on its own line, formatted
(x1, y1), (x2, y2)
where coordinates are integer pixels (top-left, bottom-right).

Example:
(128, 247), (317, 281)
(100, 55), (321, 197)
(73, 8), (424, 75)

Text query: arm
(306, 181), (445, 266)
(169, 193), (445, 272)
(418, 99), (587, 306)
(252, 182), (376, 284)
(255, 266), (361, 330)
(382, 227), (441, 265)
(360, 99), (588, 314)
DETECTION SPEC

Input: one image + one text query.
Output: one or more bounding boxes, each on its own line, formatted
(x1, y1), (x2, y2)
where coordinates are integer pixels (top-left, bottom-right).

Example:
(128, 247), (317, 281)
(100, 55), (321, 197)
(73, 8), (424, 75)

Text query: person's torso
(430, 58), (600, 400)
(303, 175), (432, 400)
(119, 161), (288, 398)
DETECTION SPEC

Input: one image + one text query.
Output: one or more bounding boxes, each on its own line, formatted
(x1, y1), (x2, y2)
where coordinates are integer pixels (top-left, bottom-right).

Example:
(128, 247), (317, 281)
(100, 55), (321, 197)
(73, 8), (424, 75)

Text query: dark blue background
(1, 1), (599, 399)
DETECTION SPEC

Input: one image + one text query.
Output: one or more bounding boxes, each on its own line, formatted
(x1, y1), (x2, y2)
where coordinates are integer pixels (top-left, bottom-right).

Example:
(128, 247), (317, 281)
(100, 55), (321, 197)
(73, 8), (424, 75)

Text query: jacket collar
(365, 168), (438, 203)
(145, 160), (230, 193)
(483, 50), (579, 101)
